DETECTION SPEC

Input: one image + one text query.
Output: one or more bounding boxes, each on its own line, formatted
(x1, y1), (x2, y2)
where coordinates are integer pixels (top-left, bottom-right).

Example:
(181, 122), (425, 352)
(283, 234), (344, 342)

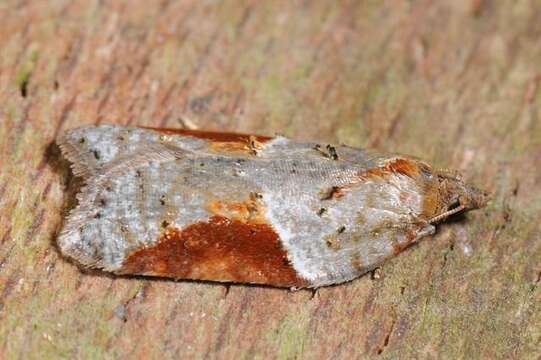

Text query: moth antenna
(428, 205), (466, 224)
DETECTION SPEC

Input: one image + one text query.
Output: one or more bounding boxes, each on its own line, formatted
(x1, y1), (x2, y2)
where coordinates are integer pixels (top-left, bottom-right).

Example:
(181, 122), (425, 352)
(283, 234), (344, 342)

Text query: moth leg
(404, 210), (435, 230)
(404, 212), (436, 240)
(177, 115), (198, 130)
(416, 222), (436, 237)
(313, 144), (339, 160)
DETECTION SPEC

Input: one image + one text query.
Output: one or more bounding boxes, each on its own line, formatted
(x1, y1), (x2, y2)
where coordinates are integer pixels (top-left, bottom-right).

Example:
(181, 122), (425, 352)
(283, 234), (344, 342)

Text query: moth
(57, 125), (488, 288)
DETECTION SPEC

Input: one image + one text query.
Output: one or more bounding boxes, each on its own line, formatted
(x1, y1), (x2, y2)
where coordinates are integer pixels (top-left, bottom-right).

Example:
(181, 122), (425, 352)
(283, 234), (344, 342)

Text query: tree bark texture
(0, 1), (540, 359)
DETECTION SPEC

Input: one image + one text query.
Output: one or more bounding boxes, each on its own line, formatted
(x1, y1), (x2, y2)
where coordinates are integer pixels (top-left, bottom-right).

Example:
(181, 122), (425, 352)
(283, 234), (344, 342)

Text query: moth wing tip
(56, 213), (119, 272)
(56, 134), (97, 179)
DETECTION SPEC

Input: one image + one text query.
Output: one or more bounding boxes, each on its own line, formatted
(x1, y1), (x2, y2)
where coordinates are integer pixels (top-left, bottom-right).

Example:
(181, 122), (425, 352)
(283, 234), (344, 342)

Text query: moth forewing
(57, 125), (487, 288)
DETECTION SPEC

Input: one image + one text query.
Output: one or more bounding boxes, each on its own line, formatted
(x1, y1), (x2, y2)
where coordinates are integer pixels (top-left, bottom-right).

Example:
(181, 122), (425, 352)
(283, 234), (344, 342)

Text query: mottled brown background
(0, 1), (540, 359)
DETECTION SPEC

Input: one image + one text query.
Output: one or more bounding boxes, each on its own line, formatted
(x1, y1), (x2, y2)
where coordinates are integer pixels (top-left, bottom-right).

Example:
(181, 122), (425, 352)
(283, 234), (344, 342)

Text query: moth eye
(458, 195), (469, 207)
(419, 165), (432, 178)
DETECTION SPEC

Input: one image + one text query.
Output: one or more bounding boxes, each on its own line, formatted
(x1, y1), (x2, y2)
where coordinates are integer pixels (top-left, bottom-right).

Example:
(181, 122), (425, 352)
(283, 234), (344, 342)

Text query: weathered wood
(0, 1), (539, 358)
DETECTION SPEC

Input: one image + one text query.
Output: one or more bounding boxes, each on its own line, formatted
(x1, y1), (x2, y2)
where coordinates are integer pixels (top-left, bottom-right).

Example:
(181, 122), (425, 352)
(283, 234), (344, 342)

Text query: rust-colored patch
(350, 254), (365, 273)
(357, 158), (448, 222)
(399, 191), (410, 203)
(207, 141), (254, 155)
(419, 179), (444, 221)
(321, 186), (347, 200)
(207, 134), (267, 155)
(142, 127), (273, 143)
(385, 158), (420, 177)
(207, 193), (266, 224)
(324, 234), (342, 250)
(391, 228), (418, 255)
(118, 216), (308, 287)
(143, 127), (272, 155)
(360, 158), (421, 180)
(361, 167), (389, 179)
(323, 160), (423, 200)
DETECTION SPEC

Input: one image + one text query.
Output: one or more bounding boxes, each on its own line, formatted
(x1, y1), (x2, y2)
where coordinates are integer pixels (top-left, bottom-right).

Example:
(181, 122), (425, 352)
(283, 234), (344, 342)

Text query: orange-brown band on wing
(356, 158), (446, 222)
(142, 127), (273, 143)
(324, 158), (424, 202)
(359, 158), (421, 180)
(391, 228), (419, 255)
(118, 216), (308, 287)
(385, 158), (420, 177)
(207, 195), (266, 224)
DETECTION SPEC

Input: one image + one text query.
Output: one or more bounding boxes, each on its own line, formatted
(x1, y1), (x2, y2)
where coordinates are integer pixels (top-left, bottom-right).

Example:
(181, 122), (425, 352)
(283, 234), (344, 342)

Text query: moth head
(424, 167), (490, 223)
(368, 156), (488, 223)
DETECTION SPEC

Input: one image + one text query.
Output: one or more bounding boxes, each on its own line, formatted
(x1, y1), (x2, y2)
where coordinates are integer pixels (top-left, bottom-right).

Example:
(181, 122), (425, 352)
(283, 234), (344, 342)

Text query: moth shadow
(45, 140), (83, 213)
(444, 212), (468, 224)
(65, 264), (311, 293)
(114, 274), (309, 292)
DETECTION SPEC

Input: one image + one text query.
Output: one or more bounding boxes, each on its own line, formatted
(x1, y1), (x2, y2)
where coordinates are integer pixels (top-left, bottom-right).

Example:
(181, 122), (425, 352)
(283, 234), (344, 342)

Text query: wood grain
(0, 1), (540, 358)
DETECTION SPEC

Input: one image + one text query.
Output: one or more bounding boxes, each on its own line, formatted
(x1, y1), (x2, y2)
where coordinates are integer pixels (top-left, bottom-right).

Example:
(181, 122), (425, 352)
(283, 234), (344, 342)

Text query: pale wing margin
(57, 126), (188, 270)
(57, 125), (187, 178)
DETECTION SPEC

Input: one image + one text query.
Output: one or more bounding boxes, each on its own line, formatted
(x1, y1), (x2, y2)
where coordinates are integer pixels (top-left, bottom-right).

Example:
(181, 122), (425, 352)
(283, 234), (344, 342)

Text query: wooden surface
(1, 1), (540, 358)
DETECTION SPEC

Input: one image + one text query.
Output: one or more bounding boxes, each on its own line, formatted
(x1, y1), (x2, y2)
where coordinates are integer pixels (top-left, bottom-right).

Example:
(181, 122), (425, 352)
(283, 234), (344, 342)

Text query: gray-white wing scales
(263, 170), (434, 286)
(58, 125), (433, 286)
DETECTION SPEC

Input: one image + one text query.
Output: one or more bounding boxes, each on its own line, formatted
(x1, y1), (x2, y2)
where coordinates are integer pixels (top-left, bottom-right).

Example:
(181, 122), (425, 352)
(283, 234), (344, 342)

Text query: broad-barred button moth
(57, 125), (488, 288)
